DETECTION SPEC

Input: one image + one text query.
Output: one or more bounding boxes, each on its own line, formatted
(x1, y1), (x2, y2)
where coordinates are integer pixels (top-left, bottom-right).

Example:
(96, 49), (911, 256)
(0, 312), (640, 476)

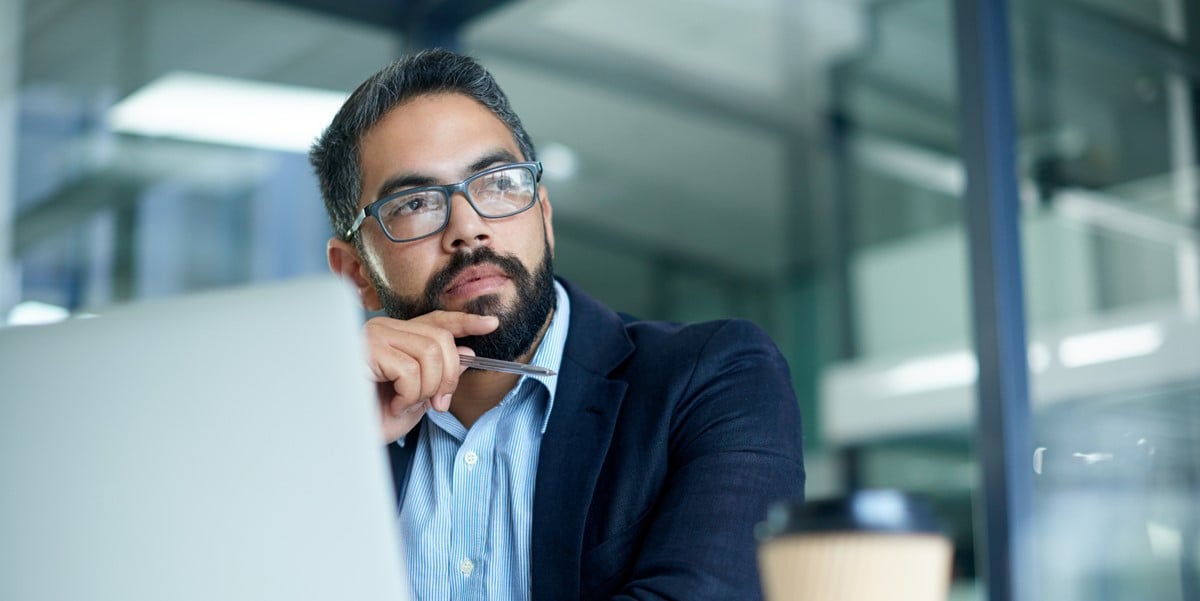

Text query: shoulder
(557, 277), (786, 374)
(621, 316), (784, 368)
(617, 316), (795, 421)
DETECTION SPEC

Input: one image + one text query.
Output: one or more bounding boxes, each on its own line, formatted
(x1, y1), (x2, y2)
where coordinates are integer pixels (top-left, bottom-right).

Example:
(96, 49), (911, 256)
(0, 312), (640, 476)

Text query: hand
(364, 311), (499, 443)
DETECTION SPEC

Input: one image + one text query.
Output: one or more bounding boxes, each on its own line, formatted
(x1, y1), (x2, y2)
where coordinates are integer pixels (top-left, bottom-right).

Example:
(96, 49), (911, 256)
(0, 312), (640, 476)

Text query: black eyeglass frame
(344, 161), (544, 243)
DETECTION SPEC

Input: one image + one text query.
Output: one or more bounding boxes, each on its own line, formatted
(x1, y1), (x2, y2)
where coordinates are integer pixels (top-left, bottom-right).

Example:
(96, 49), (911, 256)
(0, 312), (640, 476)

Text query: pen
(459, 354), (556, 377)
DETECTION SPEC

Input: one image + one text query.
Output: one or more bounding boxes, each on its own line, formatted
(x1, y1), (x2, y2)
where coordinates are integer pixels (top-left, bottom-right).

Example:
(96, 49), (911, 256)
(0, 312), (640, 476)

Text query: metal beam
(470, 33), (809, 139)
(13, 138), (274, 256)
(1049, 0), (1200, 81)
(953, 1), (1035, 601)
(249, 0), (514, 38)
(0, 0), (20, 315)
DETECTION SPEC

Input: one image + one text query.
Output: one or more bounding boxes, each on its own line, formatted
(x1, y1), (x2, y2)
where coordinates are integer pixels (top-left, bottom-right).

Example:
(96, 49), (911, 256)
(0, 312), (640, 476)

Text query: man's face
(347, 93), (556, 360)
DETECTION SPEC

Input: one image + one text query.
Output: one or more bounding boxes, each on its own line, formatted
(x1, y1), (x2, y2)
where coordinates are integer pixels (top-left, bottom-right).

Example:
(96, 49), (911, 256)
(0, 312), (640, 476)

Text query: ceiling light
(539, 142), (579, 181)
(107, 71), (347, 153)
(1027, 341), (1052, 373)
(883, 350), (978, 396)
(6, 301), (70, 326)
(1058, 322), (1164, 368)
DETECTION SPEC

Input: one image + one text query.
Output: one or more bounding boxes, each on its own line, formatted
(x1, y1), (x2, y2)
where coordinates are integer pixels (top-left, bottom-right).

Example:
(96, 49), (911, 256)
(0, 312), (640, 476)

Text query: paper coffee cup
(756, 490), (953, 601)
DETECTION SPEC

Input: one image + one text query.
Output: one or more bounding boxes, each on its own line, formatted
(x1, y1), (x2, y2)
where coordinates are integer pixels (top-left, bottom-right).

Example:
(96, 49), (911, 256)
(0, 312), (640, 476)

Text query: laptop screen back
(0, 276), (411, 601)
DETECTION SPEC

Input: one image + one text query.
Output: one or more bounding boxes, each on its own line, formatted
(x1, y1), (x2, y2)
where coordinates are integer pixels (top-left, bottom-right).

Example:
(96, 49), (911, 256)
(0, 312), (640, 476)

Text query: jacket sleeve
(611, 320), (806, 601)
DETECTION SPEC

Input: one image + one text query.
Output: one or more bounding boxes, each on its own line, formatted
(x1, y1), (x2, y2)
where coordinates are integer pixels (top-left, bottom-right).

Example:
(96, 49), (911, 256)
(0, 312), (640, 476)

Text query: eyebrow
(374, 150), (522, 199)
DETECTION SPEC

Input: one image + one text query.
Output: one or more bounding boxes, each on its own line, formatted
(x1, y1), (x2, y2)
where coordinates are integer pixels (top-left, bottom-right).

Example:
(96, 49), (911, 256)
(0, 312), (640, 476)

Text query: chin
(461, 293), (507, 316)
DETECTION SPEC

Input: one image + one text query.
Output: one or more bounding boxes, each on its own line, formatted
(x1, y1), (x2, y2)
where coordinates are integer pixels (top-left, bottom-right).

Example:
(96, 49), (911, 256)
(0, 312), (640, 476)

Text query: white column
(1162, 0), (1200, 319)
(0, 0), (22, 319)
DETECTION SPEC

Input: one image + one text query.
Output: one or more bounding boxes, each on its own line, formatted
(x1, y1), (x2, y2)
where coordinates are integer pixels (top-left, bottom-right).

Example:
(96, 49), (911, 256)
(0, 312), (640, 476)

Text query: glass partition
(812, 0), (983, 595)
(8, 0), (401, 317)
(1012, 0), (1200, 599)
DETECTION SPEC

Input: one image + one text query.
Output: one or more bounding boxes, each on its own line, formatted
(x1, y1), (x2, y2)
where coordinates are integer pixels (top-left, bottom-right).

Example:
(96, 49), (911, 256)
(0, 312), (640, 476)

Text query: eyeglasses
(345, 162), (543, 243)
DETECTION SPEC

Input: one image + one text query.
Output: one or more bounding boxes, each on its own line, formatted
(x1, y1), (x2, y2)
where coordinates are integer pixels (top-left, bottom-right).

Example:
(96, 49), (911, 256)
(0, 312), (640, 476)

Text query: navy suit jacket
(389, 279), (805, 600)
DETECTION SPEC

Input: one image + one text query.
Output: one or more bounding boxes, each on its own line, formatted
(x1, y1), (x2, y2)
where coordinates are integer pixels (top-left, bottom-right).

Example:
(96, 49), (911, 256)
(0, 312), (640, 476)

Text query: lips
(442, 263), (510, 299)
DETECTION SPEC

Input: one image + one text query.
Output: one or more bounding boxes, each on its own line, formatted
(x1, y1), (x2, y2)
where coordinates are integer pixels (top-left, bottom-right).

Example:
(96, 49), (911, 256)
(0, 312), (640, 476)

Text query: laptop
(0, 276), (412, 601)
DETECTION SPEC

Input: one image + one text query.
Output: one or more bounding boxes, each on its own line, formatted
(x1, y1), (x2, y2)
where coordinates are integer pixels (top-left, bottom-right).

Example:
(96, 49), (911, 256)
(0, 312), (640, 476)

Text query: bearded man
(310, 49), (805, 601)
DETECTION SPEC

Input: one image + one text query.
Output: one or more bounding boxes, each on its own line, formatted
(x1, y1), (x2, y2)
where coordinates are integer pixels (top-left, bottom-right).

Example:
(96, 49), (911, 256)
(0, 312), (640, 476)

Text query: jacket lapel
(531, 280), (633, 601)
(386, 424), (421, 510)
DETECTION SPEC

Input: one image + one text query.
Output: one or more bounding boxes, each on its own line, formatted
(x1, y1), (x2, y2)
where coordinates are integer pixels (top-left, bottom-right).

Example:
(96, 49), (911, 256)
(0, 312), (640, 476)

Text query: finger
(379, 353), (422, 408)
(370, 314), (488, 398)
(385, 395), (429, 420)
(377, 381), (409, 419)
(369, 323), (460, 404)
(403, 331), (446, 405)
(366, 312), (495, 340)
(378, 396), (429, 444)
(363, 314), (492, 414)
(411, 311), (499, 338)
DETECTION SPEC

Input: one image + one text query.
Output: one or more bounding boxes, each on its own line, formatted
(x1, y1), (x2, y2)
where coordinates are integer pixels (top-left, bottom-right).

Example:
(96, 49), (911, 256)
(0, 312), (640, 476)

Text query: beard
(370, 244), (556, 362)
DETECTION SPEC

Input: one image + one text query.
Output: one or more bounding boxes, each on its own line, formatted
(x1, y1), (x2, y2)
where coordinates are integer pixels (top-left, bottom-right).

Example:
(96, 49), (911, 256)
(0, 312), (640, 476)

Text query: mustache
(422, 247), (527, 309)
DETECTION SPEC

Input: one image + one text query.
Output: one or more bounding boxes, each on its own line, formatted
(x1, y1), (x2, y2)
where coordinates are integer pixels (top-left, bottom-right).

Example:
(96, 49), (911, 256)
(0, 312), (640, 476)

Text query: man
(310, 49), (804, 601)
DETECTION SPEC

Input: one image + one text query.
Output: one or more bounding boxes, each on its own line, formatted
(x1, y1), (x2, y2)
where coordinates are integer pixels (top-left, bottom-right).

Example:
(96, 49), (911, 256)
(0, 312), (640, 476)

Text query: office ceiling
(17, 0), (880, 279)
(15, 0), (1175, 281)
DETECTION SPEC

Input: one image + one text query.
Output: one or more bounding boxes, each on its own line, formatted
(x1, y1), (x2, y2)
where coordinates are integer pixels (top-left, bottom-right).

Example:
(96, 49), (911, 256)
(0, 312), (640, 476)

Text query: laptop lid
(0, 276), (411, 601)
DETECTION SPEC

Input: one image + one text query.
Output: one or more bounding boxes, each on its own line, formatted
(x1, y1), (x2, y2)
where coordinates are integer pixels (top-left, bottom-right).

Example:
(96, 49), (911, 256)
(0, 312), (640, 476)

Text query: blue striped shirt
(397, 281), (570, 601)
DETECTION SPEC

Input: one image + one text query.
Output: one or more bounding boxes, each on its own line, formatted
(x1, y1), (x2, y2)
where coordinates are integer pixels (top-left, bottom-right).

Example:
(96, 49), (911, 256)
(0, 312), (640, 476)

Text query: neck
(448, 308), (553, 429)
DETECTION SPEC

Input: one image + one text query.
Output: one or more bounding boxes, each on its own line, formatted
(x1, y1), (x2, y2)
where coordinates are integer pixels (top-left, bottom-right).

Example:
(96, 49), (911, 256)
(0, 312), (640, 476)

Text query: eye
(401, 198), (426, 213)
(493, 174), (517, 190)
(479, 170), (527, 194)
(384, 192), (444, 218)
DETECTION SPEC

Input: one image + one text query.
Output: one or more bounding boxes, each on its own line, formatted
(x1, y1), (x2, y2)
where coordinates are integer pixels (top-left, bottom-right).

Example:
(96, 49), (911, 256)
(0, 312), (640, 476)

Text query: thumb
(456, 345), (476, 375)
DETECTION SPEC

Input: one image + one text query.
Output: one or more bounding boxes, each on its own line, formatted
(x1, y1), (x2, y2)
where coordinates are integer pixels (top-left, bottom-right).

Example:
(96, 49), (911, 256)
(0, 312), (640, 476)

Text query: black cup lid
(757, 489), (944, 540)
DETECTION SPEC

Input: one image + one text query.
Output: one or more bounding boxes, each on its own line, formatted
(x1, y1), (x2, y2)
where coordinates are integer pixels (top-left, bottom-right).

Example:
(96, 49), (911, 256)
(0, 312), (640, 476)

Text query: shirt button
(459, 558), (475, 575)
(464, 451), (478, 466)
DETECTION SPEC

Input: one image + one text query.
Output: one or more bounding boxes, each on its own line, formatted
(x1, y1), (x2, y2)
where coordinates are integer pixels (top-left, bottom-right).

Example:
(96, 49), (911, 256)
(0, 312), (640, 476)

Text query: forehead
(358, 93), (519, 182)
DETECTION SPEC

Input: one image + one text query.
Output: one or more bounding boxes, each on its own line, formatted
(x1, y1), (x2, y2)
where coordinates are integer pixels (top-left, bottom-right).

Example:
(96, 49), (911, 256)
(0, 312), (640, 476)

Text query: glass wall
(7, 0), (402, 317)
(809, 0), (982, 595)
(1011, 1), (1200, 599)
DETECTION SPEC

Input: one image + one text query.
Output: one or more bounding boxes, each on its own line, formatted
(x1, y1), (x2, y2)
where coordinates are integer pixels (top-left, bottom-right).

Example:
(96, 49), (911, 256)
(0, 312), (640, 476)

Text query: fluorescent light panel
(883, 350), (978, 396)
(539, 141), (580, 181)
(1058, 322), (1165, 368)
(881, 341), (1052, 396)
(108, 72), (347, 153)
(6, 301), (69, 326)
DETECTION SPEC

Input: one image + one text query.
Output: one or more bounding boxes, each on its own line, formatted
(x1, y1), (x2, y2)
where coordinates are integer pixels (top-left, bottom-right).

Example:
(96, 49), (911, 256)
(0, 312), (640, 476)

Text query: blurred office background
(2, 0), (1199, 599)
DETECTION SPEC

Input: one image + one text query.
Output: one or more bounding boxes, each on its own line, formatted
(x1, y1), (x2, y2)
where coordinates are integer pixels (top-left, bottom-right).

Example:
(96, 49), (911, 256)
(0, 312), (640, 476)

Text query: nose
(441, 192), (492, 253)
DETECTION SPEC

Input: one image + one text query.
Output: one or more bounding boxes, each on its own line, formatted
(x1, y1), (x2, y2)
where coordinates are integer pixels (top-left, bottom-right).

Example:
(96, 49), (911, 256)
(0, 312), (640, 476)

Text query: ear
(327, 237), (382, 311)
(538, 185), (555, 255)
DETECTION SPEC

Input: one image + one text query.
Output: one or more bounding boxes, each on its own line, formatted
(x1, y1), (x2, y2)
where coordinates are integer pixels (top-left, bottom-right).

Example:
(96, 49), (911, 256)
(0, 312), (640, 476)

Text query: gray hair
(309, 49), (537, 241)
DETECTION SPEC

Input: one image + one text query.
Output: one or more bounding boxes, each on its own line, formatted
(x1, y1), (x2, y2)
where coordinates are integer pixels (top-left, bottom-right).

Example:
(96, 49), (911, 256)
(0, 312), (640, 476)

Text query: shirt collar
(524, 280), (569, 433)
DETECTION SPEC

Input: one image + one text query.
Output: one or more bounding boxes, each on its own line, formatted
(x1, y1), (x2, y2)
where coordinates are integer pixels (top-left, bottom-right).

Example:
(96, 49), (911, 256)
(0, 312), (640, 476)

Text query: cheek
(368, 244), (440, 296)
(395, 260), (440, 296)
(503, 217), (550, 260)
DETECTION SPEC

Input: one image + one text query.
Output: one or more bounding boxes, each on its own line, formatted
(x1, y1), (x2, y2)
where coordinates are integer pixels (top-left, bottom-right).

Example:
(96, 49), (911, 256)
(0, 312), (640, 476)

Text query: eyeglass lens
(377, 165), (537, 241)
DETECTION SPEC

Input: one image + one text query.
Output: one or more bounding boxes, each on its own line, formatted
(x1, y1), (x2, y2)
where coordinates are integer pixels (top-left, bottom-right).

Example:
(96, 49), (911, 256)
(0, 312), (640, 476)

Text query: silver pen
(459, 354), (556, 377)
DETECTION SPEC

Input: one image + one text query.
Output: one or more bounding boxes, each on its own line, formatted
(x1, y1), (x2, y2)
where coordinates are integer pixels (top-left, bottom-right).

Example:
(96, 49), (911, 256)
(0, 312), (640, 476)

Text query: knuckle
(417, 343), (443, 365)
(396, 355), (420, 379)
(436, 329), (457, 349)
(394, 381), (418, 404)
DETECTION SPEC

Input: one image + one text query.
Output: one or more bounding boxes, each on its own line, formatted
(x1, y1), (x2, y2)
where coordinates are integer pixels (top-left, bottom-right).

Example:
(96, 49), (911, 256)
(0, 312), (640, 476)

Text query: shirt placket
(449, 410), (499, 600)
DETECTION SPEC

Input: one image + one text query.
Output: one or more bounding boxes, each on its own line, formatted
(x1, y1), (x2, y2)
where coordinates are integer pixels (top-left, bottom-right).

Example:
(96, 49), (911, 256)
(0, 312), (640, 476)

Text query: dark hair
(309, 49), (537, 241)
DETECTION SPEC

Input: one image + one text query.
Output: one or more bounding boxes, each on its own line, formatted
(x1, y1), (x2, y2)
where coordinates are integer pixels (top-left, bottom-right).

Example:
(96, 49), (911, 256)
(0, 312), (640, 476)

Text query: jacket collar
(530, 278), (633, 601)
